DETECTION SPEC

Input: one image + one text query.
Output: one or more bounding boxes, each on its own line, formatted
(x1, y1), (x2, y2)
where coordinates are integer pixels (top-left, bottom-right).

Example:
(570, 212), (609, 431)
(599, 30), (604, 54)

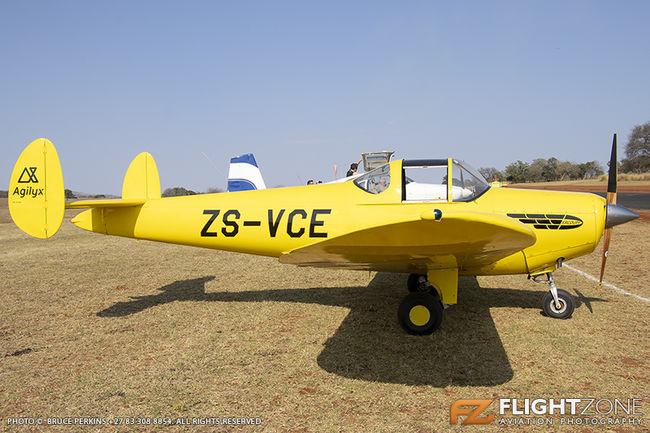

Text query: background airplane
(227, 153), (266, 192)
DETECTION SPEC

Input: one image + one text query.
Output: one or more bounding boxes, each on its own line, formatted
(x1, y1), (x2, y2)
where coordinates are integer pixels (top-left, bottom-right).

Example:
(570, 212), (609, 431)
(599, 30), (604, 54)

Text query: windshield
(353, 164), (391, 194)
(451, 160), (490, 201)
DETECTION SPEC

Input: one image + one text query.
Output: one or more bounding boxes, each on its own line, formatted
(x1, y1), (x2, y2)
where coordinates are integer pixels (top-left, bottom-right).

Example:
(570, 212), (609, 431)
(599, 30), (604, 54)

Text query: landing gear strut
(532, 272), (575, 319)
(407, 274), (432, 292)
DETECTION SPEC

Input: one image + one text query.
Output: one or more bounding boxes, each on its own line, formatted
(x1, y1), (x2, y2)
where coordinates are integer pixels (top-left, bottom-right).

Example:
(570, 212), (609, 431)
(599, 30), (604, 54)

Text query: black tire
(407, 274), (430, 292)
(542, 289), (574, 319)
(398, 292), (444, 335)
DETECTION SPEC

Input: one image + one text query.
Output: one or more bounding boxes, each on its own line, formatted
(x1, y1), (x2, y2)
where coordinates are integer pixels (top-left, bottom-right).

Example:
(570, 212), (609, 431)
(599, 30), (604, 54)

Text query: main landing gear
(406, 273), (431, 292)
(398, 271), (576, 335)
(532, 272), (575, 319)
(399, 274), (444, 335)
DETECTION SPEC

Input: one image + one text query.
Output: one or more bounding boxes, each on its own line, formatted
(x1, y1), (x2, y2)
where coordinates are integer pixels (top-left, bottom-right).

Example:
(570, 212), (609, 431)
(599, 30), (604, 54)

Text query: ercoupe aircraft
(9, 137), (638, 334)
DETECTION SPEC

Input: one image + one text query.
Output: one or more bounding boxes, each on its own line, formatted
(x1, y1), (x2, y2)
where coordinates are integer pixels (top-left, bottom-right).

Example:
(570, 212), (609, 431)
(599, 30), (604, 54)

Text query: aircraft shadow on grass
(97, 273), (604, 387)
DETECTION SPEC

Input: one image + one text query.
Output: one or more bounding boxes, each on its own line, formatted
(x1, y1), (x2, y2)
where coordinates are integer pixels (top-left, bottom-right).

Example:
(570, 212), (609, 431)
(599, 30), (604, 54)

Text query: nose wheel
(533, 272), (575, 319)
(542, 289), (574, 319)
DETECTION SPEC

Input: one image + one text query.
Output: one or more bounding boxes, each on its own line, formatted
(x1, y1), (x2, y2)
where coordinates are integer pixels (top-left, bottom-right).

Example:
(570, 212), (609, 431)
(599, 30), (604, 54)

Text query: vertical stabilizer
(8, 138), (65, 238)
(122, 152), (161, 200)
(227, 153), (266, 192)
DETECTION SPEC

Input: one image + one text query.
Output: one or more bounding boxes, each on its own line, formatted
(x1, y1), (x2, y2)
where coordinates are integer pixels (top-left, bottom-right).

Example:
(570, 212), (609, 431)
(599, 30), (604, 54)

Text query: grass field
(512, 178), (650, 187)
(1, 199), (648, 432)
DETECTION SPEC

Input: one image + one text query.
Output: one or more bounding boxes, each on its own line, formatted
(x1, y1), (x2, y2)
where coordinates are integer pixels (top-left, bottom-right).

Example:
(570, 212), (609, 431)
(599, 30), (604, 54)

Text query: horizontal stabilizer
(65, 199), (146, 209)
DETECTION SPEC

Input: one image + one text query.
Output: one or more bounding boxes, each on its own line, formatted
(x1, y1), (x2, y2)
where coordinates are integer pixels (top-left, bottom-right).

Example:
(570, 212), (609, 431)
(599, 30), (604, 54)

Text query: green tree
(64, 189), (77, 199)
(162, 187), (197, 197)
(478, 167), (504, 182)
(620, 122), (650, 173)
(578, 161), (604, 179)
(504, 160), (529, 183)
(542, 157), (559, 181)
(526, 159), (547, 182)
(556, 161), (581, 180)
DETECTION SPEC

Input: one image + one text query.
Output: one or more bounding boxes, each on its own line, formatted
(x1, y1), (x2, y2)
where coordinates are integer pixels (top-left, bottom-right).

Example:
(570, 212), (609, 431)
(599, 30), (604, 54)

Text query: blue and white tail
(227, 154), (266, 192)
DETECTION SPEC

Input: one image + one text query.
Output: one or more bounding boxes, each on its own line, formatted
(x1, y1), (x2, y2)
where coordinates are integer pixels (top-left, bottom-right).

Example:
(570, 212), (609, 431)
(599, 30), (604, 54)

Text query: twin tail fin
(8, 139), (160, 238)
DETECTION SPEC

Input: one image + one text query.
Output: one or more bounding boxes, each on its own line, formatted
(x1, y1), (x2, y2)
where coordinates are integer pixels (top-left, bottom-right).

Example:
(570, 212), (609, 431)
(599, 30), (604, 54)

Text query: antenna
(201, 152), (224, 178)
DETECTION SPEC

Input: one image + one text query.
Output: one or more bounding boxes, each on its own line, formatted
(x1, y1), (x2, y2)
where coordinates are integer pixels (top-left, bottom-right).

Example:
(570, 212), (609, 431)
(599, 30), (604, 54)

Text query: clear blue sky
(2, 1), (649, 194)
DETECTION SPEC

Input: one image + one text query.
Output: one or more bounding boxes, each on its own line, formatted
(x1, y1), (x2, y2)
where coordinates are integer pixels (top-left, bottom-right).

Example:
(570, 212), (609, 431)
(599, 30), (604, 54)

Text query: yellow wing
(279, 211), (536, 272)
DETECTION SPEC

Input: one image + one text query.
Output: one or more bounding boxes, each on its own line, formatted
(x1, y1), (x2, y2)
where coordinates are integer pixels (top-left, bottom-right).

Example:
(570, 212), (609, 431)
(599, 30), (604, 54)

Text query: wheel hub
(550, 299), (567, 314)
(409, 305), (430, 326)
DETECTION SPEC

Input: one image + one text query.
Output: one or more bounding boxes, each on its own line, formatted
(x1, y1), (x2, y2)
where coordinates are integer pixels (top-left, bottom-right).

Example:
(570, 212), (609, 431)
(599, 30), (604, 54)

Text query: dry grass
(1, 200), (648, 432)
(512, 177), (650, 188)
(598, 173), (650, 182)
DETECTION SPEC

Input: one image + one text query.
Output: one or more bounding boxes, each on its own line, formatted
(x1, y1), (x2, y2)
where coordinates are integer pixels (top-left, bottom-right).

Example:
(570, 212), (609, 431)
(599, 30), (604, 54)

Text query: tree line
(479, 158), (604, 183)
(480, 121), (650, 183)
(162, 186), (223, 197)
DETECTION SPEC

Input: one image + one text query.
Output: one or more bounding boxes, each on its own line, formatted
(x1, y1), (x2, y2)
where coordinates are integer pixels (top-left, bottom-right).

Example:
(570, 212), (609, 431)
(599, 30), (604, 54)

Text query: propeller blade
(607, 133), (617, 196)
(598, 228), (611, 295)
(598, 133), (618, 294)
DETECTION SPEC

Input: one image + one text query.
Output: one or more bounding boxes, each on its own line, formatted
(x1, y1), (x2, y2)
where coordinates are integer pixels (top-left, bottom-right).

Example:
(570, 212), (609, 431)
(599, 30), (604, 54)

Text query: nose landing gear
(532, 272), (575, 319)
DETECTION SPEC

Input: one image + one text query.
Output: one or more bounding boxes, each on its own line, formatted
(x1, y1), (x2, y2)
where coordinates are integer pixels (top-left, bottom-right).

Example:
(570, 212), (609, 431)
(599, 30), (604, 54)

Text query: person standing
(346, 158), (362, 177)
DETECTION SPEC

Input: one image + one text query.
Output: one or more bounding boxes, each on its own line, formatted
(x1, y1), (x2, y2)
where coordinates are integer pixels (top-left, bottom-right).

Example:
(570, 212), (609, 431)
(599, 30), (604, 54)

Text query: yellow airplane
(8, 136), (638, 335)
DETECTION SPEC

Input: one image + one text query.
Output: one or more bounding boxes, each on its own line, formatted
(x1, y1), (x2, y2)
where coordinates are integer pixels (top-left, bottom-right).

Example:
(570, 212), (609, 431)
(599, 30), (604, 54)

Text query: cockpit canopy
(353, 163), (391, 194)
(354, 159), (489, 202)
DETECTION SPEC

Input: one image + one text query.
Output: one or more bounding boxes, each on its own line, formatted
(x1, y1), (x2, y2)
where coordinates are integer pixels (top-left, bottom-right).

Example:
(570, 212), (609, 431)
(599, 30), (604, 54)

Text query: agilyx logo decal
(13, 166), (44, 198)
(18, 166), (39, 183)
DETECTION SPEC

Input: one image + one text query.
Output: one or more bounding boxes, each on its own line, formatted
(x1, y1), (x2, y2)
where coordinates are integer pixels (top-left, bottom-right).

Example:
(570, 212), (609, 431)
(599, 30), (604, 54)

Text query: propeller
(598, 135), (641, 295)
(598, 134), (618, 295)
